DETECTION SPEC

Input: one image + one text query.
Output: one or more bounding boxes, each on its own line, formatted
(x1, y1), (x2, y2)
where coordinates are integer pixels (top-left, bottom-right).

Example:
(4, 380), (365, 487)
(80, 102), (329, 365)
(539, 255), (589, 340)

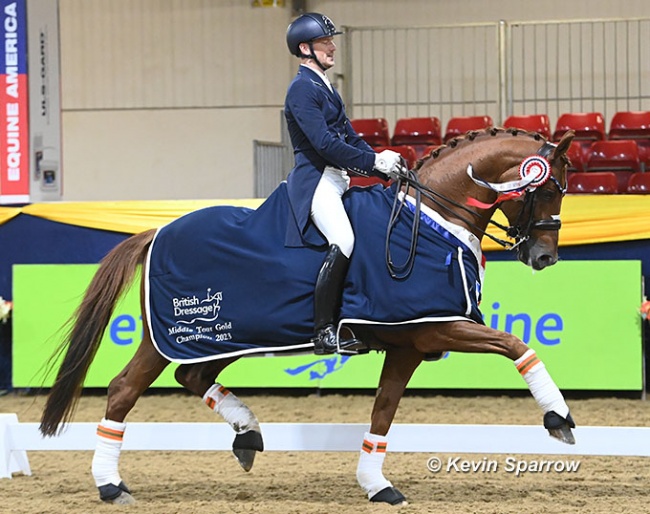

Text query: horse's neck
(422, 137), (525, 181)
(415, 137), (529, 235)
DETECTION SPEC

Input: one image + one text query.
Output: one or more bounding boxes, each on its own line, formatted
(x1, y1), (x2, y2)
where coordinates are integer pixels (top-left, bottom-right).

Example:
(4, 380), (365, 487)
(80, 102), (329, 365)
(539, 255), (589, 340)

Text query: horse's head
(494, 130), (574, 270)
(410, 127), (575, 272)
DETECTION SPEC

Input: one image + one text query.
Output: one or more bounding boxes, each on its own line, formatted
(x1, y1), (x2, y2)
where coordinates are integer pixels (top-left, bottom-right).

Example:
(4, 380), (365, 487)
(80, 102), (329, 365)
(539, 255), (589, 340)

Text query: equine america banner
(12, 260), (644, 390)
(0, 0), (29, 204)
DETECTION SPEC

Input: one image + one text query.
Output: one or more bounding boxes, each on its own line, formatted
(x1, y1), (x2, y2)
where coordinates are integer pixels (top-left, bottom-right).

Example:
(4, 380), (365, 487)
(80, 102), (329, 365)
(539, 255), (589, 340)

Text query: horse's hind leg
(357, 346), (423, 506)
(175, 358), (264, 472)
(93, 334), (170, 505)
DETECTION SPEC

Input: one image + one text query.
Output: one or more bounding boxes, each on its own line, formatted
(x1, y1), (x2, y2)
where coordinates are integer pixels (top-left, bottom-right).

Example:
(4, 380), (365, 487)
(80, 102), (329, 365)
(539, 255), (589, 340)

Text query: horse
(39, 127), (575, 507)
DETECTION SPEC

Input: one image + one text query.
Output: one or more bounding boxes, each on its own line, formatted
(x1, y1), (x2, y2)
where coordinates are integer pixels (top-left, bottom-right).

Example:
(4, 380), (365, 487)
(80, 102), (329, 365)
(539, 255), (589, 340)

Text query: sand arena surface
(2, 391), (650, 514)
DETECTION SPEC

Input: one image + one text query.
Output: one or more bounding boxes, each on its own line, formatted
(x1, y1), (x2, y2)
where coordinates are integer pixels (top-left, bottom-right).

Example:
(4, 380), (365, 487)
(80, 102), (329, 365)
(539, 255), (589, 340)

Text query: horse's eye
(538, 188), (556, 201)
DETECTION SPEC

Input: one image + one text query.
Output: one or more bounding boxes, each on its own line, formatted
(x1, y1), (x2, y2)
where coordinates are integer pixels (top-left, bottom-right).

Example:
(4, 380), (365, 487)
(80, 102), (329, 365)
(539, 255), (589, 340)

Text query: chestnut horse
(40, 128), (575, 506)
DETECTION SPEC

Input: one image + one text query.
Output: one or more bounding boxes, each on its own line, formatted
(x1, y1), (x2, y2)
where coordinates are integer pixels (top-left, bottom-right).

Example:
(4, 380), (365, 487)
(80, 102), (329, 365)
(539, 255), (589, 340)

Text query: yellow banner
(1, 195), (649, 249)
(0, 207), (21, 225)
(483, 195), (650, 250)
(12, 199), (265, 234)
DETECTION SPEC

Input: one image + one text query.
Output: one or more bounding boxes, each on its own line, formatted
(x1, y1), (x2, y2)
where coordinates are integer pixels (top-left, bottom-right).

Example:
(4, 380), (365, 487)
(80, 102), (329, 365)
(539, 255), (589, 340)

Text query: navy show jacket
(284, 65), (376, 248)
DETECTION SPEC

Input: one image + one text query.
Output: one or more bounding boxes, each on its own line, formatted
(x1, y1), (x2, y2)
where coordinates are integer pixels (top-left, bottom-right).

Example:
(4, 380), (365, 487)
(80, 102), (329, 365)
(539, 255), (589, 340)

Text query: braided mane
(413, 126), (548, 172)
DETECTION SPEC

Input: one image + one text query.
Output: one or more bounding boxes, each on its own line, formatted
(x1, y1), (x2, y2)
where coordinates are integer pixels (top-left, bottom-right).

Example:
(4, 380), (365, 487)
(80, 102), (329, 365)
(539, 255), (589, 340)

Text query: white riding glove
(373, 149), (402, 180)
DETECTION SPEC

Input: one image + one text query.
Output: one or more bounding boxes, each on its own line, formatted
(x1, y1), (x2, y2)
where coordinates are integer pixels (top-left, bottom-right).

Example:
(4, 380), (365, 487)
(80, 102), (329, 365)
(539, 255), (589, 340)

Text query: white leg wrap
(91, 418), (126, 488)
(515, 349), (569, 418)
(356, 432), (393, 499)
(203, 383), (259, 434)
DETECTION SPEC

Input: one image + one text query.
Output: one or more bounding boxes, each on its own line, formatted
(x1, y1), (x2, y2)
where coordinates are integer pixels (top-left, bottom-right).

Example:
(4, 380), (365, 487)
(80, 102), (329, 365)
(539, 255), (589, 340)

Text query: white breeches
(310, 166), (354, 258)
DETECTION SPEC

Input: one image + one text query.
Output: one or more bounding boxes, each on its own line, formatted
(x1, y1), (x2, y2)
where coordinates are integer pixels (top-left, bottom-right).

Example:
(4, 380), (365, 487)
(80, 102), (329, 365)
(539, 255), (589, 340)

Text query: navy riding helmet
(286, 12), (342, 57)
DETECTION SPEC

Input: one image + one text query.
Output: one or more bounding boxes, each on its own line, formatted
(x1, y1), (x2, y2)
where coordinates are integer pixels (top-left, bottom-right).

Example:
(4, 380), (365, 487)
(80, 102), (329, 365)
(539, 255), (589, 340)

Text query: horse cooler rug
(145, 183), (485, 363)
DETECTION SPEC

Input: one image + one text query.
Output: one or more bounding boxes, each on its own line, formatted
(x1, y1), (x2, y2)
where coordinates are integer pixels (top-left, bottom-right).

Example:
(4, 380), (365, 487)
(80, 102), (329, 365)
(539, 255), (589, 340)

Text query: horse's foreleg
(93, 335), (170, 505)
(175, 358), (264, 472)
(513, 347), (575, 443)
(358, 346), (423, 506)
(414, 321), (575, 444)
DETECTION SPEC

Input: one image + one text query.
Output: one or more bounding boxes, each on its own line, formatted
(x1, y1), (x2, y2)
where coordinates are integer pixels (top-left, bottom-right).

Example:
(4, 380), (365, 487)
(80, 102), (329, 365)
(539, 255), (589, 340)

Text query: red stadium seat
(566, 171), (577, 187)
(350, 118), (391, 147)
(586, 140), (641, 172)
(374, 145), (418, 169)
(609, 111), (650, 142)
(566, 141), (588, 172)
(626, 172), (650, 194)
(503, 114), (552, 139)
(609, 171), (633, 194)
(391, 117), (442, 158)
(444, 115), (494, 142)
(609, 111), (650, 169)
(553, 112), (605, 145)
(585, 140), (640, 192)
(567, 171), (619, 194)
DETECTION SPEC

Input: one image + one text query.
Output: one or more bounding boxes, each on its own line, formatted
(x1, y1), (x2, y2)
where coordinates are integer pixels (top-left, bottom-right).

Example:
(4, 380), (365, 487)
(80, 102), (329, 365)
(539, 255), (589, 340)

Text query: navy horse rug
(145, 182), (486, 363)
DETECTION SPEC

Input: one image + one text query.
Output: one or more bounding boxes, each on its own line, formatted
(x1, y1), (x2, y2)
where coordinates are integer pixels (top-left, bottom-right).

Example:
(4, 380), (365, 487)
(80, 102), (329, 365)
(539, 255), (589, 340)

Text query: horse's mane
(413, 126), (548, 172)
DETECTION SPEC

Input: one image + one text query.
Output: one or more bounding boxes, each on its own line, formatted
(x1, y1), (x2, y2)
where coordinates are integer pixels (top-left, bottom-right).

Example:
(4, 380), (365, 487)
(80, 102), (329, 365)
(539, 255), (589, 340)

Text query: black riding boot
(311, 245), (363, 355)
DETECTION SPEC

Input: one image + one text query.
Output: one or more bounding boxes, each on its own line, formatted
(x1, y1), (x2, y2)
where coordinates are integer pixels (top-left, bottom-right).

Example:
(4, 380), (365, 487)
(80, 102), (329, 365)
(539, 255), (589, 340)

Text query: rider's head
(286, 13), (342, 71)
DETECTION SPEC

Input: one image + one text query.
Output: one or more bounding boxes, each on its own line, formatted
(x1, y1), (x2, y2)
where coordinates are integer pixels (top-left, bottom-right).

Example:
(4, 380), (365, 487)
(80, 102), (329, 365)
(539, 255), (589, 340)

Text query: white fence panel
(507, 18), (650, 126)
(341, 18), (650, 128)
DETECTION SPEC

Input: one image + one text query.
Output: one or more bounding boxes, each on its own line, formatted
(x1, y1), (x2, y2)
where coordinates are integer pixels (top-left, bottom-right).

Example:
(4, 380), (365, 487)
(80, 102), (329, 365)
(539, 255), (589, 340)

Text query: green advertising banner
(12, 260), (643, 390)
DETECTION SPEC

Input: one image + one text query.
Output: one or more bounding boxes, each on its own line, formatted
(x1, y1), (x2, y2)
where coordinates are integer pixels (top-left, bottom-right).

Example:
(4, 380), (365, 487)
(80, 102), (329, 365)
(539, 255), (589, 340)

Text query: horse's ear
(553, 130), (575, 160)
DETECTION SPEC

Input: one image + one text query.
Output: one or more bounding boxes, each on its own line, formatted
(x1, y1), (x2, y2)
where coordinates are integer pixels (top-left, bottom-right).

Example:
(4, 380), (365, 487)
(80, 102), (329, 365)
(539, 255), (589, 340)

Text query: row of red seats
(352, 111), (650, 148)
(351, 111), (650, 163)
(567, 171), (650, 194)
(368, 138), (649, 173)
(350, 112), (650, 192)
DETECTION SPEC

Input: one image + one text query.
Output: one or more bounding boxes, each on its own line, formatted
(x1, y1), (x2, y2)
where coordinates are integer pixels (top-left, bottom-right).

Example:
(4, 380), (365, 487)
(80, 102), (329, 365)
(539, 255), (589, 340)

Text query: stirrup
(311, 325), (365, 355)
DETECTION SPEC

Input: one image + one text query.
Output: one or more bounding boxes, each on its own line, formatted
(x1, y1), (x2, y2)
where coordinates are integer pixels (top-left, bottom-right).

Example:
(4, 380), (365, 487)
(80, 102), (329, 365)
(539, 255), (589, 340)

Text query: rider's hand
(374, 149), (402, 179)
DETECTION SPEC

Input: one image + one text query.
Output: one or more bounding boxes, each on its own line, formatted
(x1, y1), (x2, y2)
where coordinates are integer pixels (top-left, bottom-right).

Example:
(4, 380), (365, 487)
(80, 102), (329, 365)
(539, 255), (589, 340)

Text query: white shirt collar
(300, 64), (333, 93)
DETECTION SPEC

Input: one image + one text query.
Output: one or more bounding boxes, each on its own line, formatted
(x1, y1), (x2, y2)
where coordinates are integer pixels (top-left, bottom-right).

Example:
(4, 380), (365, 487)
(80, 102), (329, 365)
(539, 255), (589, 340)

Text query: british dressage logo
(171, 288), (223, 325)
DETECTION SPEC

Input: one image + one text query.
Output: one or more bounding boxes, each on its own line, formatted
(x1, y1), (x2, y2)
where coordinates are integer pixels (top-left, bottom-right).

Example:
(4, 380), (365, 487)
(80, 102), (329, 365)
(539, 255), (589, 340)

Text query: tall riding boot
(311, 244), (363, 355)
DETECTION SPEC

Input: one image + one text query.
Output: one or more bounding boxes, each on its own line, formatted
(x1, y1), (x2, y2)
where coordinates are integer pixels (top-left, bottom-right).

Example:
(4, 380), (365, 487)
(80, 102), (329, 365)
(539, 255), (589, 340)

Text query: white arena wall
(58, 0), (650, 201)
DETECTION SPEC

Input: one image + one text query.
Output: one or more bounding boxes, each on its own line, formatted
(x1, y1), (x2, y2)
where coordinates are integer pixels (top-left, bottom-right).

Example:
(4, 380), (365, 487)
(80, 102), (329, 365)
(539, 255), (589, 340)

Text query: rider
(284, 13), (402, 355)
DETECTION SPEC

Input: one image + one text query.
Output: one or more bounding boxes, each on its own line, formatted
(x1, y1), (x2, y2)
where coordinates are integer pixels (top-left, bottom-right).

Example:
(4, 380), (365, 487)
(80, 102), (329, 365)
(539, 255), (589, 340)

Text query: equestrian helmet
(286, 13), (342, 57)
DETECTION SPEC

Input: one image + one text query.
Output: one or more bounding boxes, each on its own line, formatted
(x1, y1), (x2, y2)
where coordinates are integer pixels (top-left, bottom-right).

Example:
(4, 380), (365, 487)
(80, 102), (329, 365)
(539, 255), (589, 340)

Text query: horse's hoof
(369, 486), (408, 506)
(544, 411), (576, 445)
(105, 491), (136, 505)
(233, 448), (257, 472)
(233, 429), (264, 472)
(98, 481), (135, 505)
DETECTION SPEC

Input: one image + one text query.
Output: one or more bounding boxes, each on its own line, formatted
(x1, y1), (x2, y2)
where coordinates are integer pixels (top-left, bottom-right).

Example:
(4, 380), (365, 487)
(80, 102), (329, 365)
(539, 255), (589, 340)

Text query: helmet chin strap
(306, 42), (329, 71)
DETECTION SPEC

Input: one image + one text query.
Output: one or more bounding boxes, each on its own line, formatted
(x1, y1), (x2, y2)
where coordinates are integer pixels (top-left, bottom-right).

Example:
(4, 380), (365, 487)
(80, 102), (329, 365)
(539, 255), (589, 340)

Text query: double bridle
(385, 140), (567, 279)
(496, 141), (567, 241)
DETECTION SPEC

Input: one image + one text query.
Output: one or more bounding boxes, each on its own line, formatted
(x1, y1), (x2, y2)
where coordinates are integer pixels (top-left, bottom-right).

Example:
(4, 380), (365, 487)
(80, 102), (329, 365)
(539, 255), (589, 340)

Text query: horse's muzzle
(518, 239), (558, 270)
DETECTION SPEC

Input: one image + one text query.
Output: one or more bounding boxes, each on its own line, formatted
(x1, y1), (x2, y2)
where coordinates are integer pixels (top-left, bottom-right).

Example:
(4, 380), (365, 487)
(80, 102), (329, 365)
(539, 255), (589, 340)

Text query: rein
(384, 141), (566, 279)
(384, 167), (421, 279)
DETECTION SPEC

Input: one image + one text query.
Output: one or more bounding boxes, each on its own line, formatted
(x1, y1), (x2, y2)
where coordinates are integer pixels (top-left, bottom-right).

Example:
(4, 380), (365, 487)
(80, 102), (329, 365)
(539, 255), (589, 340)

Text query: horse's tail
(39, 229), (157, 437)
